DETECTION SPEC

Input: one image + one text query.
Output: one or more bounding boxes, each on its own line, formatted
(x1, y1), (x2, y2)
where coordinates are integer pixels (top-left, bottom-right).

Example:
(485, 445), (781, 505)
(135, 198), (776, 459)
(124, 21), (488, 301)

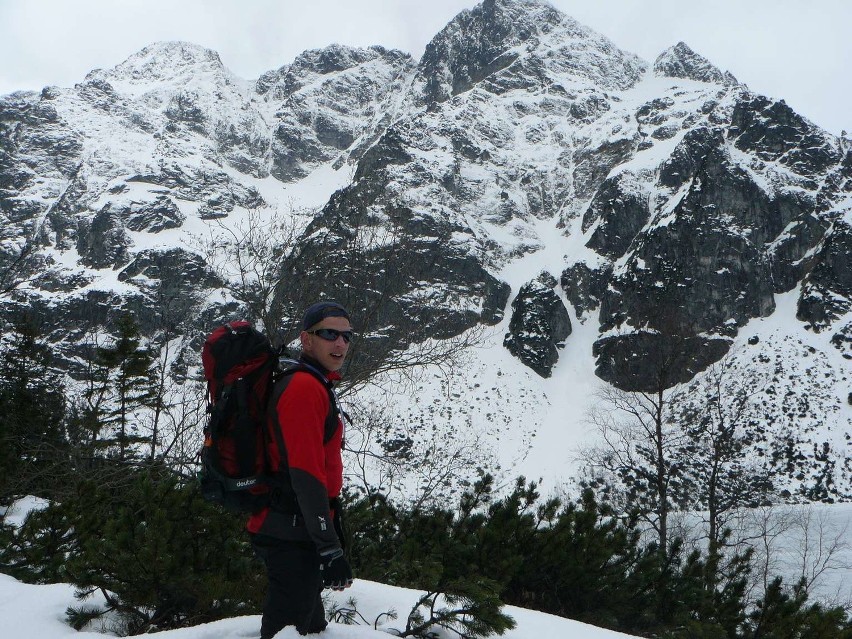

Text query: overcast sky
(2, 0), (849, 136)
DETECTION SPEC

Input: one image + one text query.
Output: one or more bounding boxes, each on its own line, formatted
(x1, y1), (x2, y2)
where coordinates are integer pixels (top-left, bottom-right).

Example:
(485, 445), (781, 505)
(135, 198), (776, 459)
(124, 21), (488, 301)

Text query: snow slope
(0, 572), (641, 639)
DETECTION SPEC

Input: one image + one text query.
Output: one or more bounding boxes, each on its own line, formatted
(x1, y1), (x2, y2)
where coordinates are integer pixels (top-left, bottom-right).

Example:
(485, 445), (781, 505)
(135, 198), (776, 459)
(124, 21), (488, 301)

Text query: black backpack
(198, 321), (341, 513)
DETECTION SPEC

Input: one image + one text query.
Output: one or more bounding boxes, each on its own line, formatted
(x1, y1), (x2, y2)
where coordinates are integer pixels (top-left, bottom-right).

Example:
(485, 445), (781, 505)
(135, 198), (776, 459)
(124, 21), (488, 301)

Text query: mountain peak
(255, 43), (413, 102)
(653, 41), (737, 85)
(85, 41), (228, 89)
(416, 0), (644, 104)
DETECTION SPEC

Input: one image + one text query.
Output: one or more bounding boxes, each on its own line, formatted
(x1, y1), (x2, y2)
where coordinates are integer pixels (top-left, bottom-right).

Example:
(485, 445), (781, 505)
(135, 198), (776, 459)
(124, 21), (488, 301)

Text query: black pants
(251, 534), (327, 637)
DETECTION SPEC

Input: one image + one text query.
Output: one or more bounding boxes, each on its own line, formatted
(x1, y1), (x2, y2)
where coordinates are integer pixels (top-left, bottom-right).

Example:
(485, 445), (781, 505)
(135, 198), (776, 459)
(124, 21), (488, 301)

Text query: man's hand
(319, 548), (353, 591)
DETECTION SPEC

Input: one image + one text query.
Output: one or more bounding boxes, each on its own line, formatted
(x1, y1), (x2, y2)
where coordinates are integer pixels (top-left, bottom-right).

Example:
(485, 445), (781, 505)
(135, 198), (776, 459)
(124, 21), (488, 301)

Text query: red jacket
(247, 357), (343, 554)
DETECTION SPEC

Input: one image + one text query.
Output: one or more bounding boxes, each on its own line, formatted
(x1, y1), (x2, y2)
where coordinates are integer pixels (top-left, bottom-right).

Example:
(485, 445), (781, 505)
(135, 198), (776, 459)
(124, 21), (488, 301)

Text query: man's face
(300, 315), (352, 372)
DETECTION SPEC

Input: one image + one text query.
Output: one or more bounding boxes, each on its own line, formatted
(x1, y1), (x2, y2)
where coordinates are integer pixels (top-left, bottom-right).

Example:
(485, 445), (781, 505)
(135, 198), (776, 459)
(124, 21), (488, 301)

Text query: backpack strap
(277, 359), (345, 444)
(207, 383), (233, 438)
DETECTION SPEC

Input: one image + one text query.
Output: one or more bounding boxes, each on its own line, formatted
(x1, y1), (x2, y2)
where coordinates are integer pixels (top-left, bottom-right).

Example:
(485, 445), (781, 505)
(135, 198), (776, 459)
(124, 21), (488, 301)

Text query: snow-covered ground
(1, 497), (644, 638)
(0, 571), (640, 639)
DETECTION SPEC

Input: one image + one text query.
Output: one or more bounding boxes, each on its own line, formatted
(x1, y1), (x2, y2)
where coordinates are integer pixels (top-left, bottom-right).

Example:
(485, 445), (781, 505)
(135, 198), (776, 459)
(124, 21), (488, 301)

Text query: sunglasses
(307, 328), (354, 343)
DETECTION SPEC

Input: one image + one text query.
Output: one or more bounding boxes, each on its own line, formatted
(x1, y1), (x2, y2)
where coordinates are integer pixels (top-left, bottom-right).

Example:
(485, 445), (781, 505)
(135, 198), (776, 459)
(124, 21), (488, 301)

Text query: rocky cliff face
(257, 44), (415, 181)
(503, 272), (571, 377)
(585, 88), (850, 391)
(1, 0), (850, 499)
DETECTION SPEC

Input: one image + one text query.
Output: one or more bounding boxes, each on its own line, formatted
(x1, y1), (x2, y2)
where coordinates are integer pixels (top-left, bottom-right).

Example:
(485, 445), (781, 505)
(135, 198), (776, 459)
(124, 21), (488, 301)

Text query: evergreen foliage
(346, 477), (851, 639)
(347, 475), (516, 637)
(0, 498), (77, 583)
(60, 464), (262, 634)
(743, 577), (852, 639)
(0, 316), (68, 503)
(83, 314), (156, 462)
(1, 463), (262, 635)
(3, 461), (852, 637)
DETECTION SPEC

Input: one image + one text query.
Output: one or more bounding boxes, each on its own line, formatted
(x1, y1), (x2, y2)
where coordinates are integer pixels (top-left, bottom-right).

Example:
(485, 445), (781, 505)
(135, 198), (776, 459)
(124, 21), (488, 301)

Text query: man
(248, 301), (354, 637)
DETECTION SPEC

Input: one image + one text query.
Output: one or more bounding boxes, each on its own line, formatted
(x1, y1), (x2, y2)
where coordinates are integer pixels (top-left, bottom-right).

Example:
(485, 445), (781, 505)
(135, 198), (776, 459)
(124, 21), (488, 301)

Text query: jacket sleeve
(277, 372), (341, 554)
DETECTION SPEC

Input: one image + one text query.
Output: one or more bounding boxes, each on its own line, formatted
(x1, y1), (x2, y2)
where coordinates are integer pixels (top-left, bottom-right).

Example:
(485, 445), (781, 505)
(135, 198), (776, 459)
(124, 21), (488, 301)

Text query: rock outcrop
(504, 272), (571, 377)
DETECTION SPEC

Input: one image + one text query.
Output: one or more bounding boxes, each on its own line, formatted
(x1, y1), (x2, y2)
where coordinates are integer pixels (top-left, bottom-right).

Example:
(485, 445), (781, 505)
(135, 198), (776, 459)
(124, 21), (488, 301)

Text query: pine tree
(0, 500), (77, 583)
(62, 464), (262, 634)
(74, 314), (155, 463)
(0, 315), (68, 502)
(744, 577), (852, 638)
(347, 476), (516, 638)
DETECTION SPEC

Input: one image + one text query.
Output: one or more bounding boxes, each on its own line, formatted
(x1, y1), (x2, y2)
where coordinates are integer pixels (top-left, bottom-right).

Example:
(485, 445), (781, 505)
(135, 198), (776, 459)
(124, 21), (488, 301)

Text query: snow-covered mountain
(1, 0), (850, 501)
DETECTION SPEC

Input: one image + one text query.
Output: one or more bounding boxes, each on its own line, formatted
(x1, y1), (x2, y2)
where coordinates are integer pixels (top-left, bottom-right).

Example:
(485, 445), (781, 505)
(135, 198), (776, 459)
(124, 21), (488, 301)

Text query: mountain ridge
(0, 0), (849, 503)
